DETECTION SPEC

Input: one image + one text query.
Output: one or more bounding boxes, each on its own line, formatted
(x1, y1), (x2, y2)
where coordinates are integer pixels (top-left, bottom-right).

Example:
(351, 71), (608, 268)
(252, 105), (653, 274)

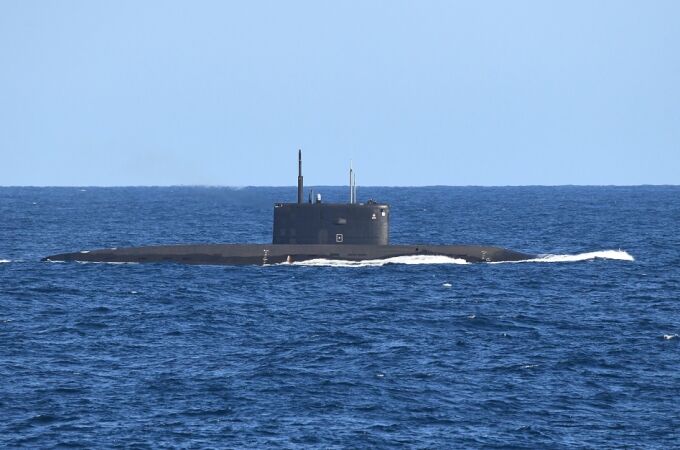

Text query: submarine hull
(43, 244), (534, 265)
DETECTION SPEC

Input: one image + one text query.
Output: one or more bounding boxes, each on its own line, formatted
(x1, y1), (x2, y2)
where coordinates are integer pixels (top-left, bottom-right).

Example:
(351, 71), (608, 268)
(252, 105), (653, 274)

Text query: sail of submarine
(43, 151), (535, 265)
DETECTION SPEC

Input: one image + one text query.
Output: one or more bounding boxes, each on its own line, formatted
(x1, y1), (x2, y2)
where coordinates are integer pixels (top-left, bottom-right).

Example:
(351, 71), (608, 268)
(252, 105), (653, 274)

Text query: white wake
(495, 249), (635, 264)
(289, 254), (469, 267)
(0, 259), (11, 264)
(285, 250), (634, 267)
(75, 261), (140, 265)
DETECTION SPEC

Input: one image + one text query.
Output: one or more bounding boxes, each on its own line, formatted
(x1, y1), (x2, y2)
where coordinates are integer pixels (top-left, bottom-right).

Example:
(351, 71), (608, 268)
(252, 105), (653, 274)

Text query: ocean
(1, 186), (678, 448)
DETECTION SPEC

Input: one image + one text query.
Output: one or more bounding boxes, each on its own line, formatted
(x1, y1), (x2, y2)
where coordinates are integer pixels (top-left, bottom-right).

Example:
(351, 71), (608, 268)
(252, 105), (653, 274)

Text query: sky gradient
(1, 1), (678, 186)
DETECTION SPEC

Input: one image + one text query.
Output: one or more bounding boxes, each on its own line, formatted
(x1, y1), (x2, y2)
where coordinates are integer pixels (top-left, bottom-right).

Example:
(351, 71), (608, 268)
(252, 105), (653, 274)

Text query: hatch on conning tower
(272, 150), (390, 245)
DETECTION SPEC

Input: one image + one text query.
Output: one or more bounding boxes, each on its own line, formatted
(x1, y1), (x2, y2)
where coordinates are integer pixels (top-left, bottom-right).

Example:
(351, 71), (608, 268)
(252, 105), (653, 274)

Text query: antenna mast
(349, 160), (353, 204)
(297, 149), (303, 204)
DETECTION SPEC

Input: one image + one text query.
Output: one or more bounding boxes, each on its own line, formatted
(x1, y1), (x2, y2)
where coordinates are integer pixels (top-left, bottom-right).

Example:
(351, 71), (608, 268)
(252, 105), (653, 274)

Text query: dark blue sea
(1, 186), (679, 448)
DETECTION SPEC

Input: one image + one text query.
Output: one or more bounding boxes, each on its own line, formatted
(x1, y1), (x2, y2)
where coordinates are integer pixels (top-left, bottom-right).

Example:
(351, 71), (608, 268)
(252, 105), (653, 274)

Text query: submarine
(43, 151), (535, 265)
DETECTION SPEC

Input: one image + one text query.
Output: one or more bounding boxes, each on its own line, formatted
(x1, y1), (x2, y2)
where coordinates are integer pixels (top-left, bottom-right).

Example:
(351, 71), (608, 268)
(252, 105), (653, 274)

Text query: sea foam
(75, 261), (140, 265)
(285, 250), (634, 267)
(289, 255), (469, 267)
(503, 250), (635, 264)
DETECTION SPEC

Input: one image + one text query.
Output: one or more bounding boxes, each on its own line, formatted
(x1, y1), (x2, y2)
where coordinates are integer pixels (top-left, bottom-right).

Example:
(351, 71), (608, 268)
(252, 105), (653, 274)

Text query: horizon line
(1, 184), (678, 188)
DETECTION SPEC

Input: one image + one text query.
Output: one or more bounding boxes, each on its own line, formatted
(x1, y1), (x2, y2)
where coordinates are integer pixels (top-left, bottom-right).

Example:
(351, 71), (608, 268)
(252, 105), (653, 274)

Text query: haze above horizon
(1, 1), (678, 186)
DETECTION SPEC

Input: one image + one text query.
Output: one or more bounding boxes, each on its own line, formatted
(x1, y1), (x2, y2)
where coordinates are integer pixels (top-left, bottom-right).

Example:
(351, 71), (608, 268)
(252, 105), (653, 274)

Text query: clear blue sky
(1, 1), (678, 186)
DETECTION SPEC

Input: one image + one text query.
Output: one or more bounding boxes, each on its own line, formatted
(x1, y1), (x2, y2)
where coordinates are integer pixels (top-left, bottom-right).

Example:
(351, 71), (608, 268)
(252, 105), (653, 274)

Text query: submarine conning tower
(273, 150), (390, 245)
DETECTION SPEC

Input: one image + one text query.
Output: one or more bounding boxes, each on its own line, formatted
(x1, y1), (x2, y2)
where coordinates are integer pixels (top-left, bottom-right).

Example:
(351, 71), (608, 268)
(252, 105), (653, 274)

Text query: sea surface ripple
(1, 186), (679, 448)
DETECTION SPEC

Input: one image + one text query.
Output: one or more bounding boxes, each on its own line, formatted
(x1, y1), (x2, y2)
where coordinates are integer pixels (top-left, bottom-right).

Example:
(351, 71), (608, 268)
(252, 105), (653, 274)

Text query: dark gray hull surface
(43, 244), (534, 265)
